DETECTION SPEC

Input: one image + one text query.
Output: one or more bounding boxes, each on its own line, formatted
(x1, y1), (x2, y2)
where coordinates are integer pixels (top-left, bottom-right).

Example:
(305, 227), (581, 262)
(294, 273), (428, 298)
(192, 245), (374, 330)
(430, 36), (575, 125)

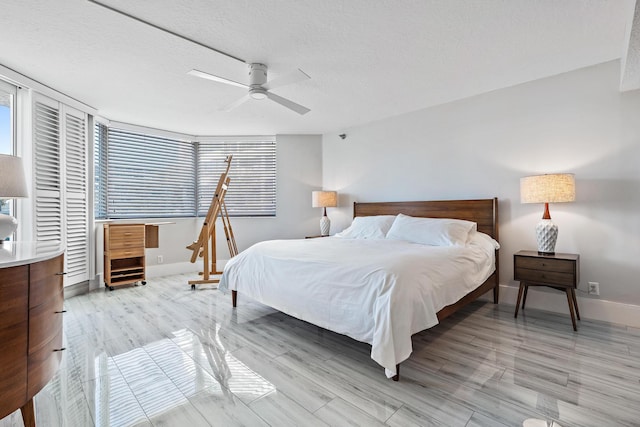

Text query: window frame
(94, 125), (277, 219)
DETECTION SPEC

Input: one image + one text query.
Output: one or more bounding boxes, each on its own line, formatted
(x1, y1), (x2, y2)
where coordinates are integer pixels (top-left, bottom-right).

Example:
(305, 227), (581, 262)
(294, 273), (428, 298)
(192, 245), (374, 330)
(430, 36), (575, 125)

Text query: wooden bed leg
(232, 290), (237, 307)
(493, 283), (499, 304)
(392, 364), (400, 381)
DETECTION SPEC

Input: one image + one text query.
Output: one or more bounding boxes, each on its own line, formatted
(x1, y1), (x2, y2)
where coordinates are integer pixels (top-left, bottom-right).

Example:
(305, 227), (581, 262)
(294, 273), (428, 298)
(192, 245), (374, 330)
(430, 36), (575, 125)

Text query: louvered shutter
(197, 137), (276, 217)
(33, 96), (62, 241)
(63, 107), (89, 284)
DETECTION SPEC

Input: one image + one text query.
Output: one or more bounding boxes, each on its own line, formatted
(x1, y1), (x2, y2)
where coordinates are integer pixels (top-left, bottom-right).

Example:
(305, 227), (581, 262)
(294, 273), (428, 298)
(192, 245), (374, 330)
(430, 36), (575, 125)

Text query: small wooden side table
(513, 250), (580, 331)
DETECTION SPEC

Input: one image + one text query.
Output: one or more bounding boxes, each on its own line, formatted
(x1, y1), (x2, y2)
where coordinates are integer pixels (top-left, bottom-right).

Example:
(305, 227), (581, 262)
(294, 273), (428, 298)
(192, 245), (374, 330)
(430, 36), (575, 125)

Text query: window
(94, 122), (108, 219)
(0, 80), (16, 220)
(96, 127), (196, 219)
(95, 125), (277, 219)
(197, 137), (276, 217)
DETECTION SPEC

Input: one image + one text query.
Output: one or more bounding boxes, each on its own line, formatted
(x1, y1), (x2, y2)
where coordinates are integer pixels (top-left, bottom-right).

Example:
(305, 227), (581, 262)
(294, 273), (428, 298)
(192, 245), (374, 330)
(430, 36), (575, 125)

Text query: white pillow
(334, 215), (397, 239)
(385, 214), (477, 246)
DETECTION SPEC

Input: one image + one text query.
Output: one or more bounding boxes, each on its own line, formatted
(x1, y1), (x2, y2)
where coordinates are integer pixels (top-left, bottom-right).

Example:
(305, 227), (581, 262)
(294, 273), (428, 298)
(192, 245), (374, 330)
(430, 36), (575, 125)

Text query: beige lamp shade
(0, 154), (29, 198)
(312, 191), (337, 208)
(520, 173), (575, 204)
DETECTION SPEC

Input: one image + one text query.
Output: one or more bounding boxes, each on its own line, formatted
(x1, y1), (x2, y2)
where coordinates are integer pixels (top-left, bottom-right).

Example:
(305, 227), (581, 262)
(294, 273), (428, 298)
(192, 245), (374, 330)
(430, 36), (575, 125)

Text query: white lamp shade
(0, 154), (29, 199)
(520, 173), (575, 204)
(311, 191), (337, 208)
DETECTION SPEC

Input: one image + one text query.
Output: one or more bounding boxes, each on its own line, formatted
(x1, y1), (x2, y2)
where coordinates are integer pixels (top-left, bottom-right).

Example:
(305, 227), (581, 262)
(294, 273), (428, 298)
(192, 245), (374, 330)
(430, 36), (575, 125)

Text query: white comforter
(219, 233), (498, 377)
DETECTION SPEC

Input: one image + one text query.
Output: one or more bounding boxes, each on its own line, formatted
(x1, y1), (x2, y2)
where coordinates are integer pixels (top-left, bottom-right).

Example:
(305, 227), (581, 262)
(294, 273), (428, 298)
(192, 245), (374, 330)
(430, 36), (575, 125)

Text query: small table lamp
(0, 154), (29, 242)
(520, 173), (575, 254)
(312, 190), (337, 236)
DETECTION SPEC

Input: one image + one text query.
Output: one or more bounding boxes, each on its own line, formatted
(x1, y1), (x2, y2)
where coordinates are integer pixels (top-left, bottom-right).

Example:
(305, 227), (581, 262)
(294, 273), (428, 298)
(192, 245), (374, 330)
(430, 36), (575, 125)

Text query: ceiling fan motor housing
(249, 63), (268, 87)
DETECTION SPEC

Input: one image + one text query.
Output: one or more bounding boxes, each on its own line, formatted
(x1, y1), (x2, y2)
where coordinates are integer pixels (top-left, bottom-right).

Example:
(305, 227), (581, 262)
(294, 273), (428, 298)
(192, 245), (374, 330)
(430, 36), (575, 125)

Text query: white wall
(94, 134), (323, 288)
(322, 61), (640, 310)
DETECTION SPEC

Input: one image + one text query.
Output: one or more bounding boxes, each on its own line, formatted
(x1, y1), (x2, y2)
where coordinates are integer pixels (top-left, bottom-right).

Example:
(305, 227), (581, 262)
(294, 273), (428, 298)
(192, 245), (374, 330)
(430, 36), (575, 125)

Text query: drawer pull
(55, 310), (67, 314)
(56, 272), (67, 276)
(53, 348), (66, 352)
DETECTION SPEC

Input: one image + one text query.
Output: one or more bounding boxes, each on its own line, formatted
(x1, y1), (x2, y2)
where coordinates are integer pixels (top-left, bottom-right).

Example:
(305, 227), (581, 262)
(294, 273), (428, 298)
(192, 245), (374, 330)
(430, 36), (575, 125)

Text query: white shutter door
(63, 106), (89, 284)
(33, 96), (62, 242)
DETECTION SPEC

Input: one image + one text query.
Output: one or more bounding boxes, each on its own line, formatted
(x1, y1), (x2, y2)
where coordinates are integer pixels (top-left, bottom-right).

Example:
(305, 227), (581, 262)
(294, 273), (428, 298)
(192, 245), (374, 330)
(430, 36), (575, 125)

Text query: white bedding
(219, 232), (498, 378)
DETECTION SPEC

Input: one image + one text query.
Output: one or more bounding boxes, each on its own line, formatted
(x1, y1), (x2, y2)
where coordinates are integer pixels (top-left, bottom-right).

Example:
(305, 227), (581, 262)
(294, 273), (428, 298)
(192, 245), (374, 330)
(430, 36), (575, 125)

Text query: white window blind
(94, 122), (108, 219)
(34, 99), (62, 241)
(197, 137), (276, 217)
(106, 128), (196, 218)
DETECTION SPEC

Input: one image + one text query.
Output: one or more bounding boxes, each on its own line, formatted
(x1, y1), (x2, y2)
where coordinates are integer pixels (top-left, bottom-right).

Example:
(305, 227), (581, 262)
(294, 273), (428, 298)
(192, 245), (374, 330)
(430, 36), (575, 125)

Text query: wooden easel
(187, 155), (237, 289)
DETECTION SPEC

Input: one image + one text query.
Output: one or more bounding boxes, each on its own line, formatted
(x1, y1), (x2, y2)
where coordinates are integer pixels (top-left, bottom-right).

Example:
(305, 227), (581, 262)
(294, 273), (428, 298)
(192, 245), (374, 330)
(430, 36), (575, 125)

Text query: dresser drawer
(0, 319), (27, 419)
(0, 265), (28, 318)
(108, 247), (145, 259)
(514, 267), (575, 287)
(29, 255), (64, 309)
(109, 238), (144, 250)
(27, 326), (63, 398)
(107, 225), (144, 244)
(28, 289), (64, 355)
(514, 256), (574, 274)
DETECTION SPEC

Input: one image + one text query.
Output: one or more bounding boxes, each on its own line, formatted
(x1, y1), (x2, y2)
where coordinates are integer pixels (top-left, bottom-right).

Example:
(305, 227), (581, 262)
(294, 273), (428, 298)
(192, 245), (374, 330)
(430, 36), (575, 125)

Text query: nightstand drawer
(514, 267), (575, 287)
(514, 256), (574, 274)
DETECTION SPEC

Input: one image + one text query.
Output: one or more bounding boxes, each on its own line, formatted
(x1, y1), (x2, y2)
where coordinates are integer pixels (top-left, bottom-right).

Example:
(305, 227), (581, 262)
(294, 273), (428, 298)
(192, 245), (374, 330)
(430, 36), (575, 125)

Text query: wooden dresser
(0, 242), (65, 427)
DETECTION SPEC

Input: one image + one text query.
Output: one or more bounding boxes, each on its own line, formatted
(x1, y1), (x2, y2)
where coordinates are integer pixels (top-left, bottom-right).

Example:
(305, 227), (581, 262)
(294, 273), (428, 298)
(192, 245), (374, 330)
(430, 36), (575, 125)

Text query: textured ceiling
(0, 0), (636, 135)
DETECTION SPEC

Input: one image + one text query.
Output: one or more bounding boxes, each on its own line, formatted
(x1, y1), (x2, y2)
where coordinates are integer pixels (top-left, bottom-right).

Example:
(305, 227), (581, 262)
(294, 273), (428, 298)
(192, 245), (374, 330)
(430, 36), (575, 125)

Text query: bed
(219, 198), (499, 380)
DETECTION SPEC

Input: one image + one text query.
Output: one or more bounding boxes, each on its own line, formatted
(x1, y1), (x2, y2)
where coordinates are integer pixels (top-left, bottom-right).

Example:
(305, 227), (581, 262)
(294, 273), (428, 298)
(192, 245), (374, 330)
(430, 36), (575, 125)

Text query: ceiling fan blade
(188, 69), (248, 89)
(262, 69), (310, 91)
(222, 94), (251, 112)
(266, 92), (310, 115)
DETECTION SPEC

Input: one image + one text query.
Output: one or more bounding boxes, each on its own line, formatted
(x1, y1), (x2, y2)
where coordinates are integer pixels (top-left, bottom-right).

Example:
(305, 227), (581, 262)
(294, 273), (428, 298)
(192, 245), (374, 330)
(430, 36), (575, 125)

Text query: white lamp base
(535, 219), (558, 254)
(0, 213), (18, 242)
(320, 215), (331, 236)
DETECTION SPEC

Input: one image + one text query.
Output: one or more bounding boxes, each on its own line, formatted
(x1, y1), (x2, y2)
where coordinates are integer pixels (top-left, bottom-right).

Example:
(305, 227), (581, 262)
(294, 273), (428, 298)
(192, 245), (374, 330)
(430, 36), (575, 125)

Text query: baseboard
(64, 280), (90, 298)
(493, 284), (640, 328)
(146, 261), (200, 278)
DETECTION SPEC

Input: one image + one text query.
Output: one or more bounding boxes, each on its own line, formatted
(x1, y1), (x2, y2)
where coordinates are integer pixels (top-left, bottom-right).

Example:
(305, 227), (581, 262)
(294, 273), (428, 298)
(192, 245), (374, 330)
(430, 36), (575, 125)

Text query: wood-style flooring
(1, 274), (639, 427)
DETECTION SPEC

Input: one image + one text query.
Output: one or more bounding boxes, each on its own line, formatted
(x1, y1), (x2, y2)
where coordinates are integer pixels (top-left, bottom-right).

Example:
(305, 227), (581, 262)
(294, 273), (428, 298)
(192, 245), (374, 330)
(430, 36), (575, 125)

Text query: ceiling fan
(188, 64), (311, 115)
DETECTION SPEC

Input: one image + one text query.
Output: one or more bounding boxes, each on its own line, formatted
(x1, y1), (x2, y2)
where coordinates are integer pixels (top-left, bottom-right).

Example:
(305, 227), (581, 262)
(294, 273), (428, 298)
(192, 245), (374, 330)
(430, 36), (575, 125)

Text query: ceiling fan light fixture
(249, 89), (267, 100)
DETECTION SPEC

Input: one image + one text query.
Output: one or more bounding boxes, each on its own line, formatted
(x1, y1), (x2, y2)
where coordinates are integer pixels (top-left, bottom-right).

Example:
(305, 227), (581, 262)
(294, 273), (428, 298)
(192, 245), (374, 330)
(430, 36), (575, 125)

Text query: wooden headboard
(353, 198), (499, 242)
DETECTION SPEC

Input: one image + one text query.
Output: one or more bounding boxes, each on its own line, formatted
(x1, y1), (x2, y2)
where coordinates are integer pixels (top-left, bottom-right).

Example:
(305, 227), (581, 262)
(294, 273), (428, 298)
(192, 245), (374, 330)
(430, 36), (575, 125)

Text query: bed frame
(353, 197), (500, 321)
(231, 197), (499, 380)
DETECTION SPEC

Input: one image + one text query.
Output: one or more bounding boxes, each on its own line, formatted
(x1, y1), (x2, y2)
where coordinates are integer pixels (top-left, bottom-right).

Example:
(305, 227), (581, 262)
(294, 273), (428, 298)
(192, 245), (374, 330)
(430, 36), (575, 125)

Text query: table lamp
(0, 154), (29, 242)
(520, 173), (575, 254)
(312, 190), (337, 236)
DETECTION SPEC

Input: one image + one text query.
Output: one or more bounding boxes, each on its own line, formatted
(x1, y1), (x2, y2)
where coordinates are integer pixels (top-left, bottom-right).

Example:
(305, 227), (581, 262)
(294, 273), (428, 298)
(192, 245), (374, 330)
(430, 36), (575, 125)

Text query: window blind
(94, 122), (108, 219)
(106, 128), (196, 218)
(197, 137), (276, 217)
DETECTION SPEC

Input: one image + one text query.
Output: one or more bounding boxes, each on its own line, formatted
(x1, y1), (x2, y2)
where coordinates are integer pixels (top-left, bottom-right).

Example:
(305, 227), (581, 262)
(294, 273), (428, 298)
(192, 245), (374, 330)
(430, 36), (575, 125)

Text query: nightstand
(513, 250), (580, 331)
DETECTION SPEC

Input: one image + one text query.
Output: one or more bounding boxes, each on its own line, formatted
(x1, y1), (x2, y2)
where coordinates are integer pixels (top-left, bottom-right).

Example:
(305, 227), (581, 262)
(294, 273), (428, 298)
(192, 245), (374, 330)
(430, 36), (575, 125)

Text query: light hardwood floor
(2, 274), (639, 427)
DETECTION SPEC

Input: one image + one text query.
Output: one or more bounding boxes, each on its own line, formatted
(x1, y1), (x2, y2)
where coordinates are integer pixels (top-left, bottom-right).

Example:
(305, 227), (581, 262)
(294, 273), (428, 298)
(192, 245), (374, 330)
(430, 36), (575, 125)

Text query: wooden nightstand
(513, 250), (580, 331)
